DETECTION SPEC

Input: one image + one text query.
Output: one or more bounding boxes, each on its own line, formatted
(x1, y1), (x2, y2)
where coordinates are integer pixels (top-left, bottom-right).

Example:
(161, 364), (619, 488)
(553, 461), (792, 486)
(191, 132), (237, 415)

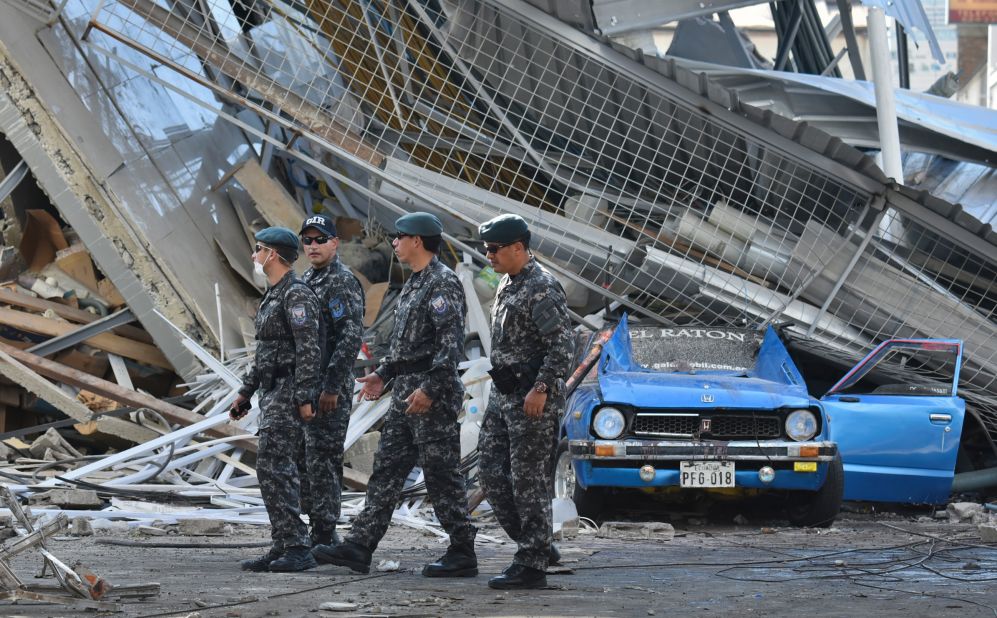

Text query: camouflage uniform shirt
(374, 256), (466, 443)
(239, 270), (322, 421)
(304, 256), (365, 395)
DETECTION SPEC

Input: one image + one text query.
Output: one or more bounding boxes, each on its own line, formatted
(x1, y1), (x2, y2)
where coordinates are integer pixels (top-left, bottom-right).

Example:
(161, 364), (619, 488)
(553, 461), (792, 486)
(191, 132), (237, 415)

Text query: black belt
(392, 357), (434, 376)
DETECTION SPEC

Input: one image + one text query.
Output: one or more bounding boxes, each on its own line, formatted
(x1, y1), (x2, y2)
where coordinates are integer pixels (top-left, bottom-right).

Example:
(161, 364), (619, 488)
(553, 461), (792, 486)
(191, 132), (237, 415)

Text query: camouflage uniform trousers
(257, 381), (310, 550)
(478, 386), (563, 571)
(347, 381), (475, 552)
(297, 387), (351, 535)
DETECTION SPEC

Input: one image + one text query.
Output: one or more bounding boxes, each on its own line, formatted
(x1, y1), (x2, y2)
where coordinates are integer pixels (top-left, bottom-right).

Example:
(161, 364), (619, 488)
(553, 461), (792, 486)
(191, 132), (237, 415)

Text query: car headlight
(593, 407), (625, 439)
(785, 410), (818, 441)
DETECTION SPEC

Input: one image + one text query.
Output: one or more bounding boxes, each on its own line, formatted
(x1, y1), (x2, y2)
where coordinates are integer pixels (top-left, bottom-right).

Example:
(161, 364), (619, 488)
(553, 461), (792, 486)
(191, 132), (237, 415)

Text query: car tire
(551, 438), (604, 521)
(786, 454), (843, 528)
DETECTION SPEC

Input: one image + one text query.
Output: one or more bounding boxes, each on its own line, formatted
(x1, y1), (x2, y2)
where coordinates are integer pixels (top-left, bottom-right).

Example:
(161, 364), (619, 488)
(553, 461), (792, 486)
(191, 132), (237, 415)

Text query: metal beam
(0, 159), (27, 203)
(774, 0), (804, 72)
(26, 308), (136, 357)
(806, 206), (888, 337)
(835, 0), (866, 80)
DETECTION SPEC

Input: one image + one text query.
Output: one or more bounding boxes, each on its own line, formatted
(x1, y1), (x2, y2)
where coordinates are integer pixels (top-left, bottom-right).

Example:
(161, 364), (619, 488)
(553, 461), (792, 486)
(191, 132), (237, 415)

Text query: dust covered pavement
(6, 513), (997, 617)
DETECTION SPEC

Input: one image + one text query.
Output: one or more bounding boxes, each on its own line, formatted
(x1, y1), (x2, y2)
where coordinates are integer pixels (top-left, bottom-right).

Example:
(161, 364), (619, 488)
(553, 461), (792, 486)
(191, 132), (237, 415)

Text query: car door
(820, 339), (965, 504)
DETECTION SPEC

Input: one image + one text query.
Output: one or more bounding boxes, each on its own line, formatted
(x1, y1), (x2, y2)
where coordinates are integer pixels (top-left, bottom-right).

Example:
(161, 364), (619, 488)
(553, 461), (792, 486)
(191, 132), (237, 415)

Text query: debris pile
(0, 201), (510, 549)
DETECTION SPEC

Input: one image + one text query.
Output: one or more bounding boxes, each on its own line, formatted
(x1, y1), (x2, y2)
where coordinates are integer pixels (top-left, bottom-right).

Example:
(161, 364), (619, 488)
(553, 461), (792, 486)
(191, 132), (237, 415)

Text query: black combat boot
(548, 543), (562, 566)
(268, 546), (318, 572)
(240, 546), (282, 572)
(488, 564), (547, 590)
(310, 523), (342, 547)
(422, 542), (478, 577)
(312, 540), (372, 574)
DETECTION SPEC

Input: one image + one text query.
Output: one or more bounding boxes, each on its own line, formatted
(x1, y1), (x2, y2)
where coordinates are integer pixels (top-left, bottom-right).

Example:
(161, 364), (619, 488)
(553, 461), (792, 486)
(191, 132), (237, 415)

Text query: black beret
(479, 214), (529, 244)
(396, 212), (443, 236)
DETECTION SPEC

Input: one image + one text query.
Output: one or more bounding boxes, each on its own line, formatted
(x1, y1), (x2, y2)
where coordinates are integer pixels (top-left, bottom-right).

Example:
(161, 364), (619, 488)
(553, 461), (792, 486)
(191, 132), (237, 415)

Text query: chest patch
(430, 294), (448, 315)
(330, 298), (345, 319)
(290, 304), (308, 326)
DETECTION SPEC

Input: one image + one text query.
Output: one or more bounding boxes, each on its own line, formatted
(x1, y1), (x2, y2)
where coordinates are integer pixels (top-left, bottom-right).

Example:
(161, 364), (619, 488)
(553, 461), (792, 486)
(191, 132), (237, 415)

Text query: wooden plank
(0, 288), (153, 344)
(0, 348), (155, 444)
(0, 308), (171, 370)
(55, 245), (99, 294)
(234, 159), (305, 234)
(96, 279), (126, 309)
(363, 282), (389, 328)
(19, 210), (68, 272)
(0, 342), (256, 451)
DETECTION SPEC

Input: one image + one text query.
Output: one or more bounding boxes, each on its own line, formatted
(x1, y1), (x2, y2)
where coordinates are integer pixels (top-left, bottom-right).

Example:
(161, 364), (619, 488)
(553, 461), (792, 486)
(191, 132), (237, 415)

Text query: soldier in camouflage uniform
(476, 214), (573, 590)
(231, 227), (321, 573)
(312, 212), (478, 577)
(298, 214), (365, 547)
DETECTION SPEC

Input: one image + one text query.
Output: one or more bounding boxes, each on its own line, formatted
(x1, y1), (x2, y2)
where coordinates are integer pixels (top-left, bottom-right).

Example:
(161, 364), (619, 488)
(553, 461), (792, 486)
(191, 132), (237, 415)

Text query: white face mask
(252, 249), (271, 287)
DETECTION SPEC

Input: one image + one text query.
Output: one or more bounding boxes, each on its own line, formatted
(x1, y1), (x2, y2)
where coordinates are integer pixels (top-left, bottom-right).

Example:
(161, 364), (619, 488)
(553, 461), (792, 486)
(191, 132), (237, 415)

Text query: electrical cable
(128, 571), (399, 618)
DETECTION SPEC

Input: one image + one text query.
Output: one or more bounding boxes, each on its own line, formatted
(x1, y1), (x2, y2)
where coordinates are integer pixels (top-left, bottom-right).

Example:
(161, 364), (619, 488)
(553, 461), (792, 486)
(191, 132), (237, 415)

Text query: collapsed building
(0, 0), (994, 541)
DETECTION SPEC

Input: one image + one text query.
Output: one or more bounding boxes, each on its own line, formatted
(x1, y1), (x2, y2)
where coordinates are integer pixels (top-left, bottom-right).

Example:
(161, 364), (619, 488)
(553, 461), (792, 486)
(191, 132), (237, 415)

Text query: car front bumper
(569, 439), (837, 490)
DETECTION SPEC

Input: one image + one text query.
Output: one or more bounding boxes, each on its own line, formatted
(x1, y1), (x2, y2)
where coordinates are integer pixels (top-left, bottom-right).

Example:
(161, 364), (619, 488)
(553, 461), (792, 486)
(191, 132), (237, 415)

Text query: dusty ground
(5, 511), (997, 617)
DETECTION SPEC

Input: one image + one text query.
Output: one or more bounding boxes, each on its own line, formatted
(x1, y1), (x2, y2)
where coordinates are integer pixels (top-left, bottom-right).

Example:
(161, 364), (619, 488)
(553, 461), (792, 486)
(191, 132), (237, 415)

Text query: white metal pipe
(867, 7), (904, 183)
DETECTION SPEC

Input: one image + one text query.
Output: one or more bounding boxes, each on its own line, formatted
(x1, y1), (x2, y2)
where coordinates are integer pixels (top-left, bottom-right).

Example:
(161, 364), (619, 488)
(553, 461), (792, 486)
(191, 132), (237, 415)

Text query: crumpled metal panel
(657, 58), (997, 167)
(860, 0), (944, 64)
(589, 0), (764, 35)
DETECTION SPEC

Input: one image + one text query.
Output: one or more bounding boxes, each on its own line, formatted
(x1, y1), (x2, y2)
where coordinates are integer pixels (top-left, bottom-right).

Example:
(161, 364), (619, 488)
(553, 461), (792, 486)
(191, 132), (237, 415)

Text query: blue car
(555, 315), (965, 527)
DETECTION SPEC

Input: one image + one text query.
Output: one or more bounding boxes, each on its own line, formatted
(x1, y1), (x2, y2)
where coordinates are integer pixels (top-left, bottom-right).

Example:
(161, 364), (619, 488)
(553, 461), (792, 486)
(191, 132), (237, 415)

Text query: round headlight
(785, 410), (818, 441)
(593, 407), (626, 439)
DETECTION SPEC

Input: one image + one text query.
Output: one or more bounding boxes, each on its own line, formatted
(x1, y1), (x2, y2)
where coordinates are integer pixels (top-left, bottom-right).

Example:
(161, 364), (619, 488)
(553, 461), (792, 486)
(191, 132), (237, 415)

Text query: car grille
(632, 411), (782, 440)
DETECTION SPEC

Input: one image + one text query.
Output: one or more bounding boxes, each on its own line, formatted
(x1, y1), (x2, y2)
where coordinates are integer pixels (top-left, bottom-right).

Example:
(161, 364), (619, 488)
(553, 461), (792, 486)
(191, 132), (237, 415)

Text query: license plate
(680, 461), (735, 488)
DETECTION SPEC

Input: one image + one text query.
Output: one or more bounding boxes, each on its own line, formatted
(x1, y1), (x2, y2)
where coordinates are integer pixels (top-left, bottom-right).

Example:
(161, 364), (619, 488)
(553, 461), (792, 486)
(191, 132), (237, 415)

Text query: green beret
(479, 214), (529, 243)
(255, 227), (300, 262)
(396, 212), (443, 236)
(255, 227), (301, 250)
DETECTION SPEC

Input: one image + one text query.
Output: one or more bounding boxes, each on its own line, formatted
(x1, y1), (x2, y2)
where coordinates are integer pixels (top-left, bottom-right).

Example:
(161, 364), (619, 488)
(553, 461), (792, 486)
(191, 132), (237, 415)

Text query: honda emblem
(701, 394), (715, 403)
(700, 418), (712, 433)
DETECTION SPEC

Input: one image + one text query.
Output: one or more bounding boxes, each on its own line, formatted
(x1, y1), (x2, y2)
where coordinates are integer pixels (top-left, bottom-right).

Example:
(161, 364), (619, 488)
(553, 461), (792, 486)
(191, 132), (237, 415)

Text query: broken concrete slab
(343, 431), (380, 477)
(979, 523), (997, 543)
(138, 525), (169, 537)
(28, 427), (83, 460)
(177, 519), (229, 536)
(70, 517), (94, 537)
(596, 521), (675, 541)
(948, 502), (986, 523)
(28, 488), (101, 508)
(318, 601), (358, 612)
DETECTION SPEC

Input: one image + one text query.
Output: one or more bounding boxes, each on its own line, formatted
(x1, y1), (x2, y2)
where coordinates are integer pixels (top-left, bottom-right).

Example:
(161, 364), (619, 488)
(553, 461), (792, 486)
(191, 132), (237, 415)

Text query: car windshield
(630, 326), (762, 374)
(832, 342), (960, 396)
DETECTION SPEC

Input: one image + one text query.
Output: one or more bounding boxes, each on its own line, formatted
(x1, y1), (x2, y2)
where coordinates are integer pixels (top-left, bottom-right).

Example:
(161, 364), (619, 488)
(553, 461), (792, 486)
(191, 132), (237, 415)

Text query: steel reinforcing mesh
(79, 0), (997, 432)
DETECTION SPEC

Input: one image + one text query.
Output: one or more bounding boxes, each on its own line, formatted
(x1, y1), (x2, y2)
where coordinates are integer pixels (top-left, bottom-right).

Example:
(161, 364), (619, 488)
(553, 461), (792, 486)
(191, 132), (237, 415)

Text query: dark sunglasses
(484, 241), (516, 254)
(253, 244), (272, 254)
(394, 232), (412, 240)
(301, 235), (331, 245)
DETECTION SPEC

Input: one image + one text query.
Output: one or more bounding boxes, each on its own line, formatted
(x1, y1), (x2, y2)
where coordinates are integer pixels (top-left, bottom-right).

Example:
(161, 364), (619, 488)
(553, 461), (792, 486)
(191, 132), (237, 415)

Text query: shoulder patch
(329, 297), (345, 319)
(290, 303), (308, 326)
(430, 294), (448, 315)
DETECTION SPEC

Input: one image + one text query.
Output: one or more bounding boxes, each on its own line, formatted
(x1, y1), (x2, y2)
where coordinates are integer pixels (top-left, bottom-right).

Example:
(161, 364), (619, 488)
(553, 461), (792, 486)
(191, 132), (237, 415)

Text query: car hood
(597, 371), (811, 409)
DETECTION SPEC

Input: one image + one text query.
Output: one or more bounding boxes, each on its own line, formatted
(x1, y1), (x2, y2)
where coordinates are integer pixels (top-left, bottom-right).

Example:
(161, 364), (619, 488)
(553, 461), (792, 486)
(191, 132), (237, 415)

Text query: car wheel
(786, 454), (843, 528)
(552, 438), (604, 520)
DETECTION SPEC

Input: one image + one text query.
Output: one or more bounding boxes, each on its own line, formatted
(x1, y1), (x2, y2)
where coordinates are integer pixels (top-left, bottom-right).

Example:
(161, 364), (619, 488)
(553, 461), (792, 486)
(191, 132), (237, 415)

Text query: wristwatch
(533, 380), (549, 394)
